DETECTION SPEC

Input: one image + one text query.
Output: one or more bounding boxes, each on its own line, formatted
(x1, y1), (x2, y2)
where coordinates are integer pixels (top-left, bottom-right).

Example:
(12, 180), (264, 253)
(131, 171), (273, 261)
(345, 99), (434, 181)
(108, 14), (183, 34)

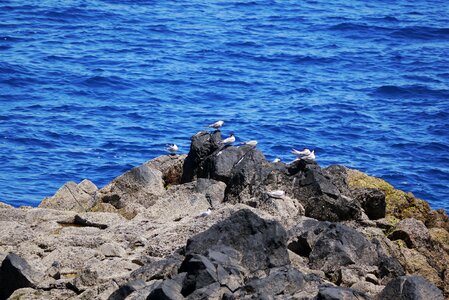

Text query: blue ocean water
(0, 0), (448, 210)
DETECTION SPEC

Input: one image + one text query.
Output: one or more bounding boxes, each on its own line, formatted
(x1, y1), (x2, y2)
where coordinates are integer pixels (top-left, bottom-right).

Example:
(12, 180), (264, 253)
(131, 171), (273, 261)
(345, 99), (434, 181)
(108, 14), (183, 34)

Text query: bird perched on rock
(196, 208), (212, 218)
(220, 133), (235, 145)
(166, 144), (178, 155)
(208, 120), (224, 130)
(300, 150), (315, 162)
(291, 148), (311, 156)
(273, 158), (281, 163)
(240, 140), (257, 147)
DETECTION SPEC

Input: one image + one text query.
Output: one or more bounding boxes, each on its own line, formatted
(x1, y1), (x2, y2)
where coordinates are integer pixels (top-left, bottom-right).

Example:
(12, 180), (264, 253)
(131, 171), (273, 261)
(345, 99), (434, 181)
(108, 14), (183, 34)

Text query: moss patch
(347, 169), (431, 224)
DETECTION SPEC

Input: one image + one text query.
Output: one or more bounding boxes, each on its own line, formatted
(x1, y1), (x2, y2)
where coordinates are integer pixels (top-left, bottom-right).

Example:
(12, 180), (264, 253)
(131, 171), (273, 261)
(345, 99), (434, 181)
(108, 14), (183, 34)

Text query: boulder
(303, 194), (361, 222)
(181, 131), (222, 183)
(377, 275), (443, 300)
(353, 188), (386, 220)
(195, 178), (226, 208)
(185, 209), (289, 272)
(317, 285), (370, 300)
(308, 224), (379, 274)
(243, 265), (305, 297)
(107, 279), (146, 300)
(389, 218), (430, 249)
(179, 254), (218, 296)
(97, 164), (165, 209)
(199, 145), (266, 184)
(145, 154), (187, 186)
(131, 255), (183, 282)
(146, 278), (185, 300)
(0, 253), (43, 300)
(39, 179), (97, 212)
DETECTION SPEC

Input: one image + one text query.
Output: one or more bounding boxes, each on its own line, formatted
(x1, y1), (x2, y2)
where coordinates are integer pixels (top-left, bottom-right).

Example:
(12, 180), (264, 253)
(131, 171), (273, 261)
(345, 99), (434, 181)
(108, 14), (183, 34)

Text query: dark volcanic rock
(179, 254), (218, 296)
(304, 194), (361, 222)
(181, 131), (222, 183)
(377, 255), (405, 280)
(353, 188), (386, 220)
(131, 255), (183, 282)
(243, 265), (305, 297)
(308, 224), (378, 273)
(198, 145), (266, 184)
(185, 209), (289, 272)
(289, 219), (379, 279)
(378, 275), (444, 300)
(0, 253), (42, 300)
(108, 279), (146, 300)
(147, 279), (185, 300)
(317, 285), (370, 300)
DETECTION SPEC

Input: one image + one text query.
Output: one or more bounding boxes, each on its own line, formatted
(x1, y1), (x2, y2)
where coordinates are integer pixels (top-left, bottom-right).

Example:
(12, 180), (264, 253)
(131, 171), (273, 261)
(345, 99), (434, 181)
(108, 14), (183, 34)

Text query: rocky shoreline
(1, 131), (448, 299)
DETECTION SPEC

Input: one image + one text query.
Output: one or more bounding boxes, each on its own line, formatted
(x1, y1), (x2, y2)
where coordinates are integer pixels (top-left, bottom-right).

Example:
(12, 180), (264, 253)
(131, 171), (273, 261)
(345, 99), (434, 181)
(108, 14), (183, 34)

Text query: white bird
(208, 120), (224, 130)
(220, 134), (235, 145)
(291, 148), (311, 156)
(267, 190), (285, 199)
(240, 140), (257, 146)
(300, 150), (315, 161)
(273, 158), (281, 163)
(197, 208), (212, 218)
(166, 144), (178, 154)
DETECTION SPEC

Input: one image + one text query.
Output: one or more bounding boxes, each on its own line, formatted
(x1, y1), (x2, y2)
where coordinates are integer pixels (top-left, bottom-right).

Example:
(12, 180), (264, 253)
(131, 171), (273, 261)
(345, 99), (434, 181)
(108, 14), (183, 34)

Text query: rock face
(378, 275), (444, 300)
(1, 131), (448, 299)
(39, 179), (97, 212)
(96, 164), (165, 209)
(0, 253), (43, 300)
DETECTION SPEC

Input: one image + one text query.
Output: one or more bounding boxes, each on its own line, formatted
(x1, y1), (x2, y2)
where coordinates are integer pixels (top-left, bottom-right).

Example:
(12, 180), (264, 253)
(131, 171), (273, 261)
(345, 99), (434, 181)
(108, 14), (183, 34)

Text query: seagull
(291, 148), (311, 157)
(197, 208), (212, 218)
(240, 140), (257, 147)
(273, 158), (281, 163)
(166, 144), (178, 154)
(267, 190), (285, 199)
(220, 134), (235, 145)
(300, 150), (315, 162)
(208, 120), (224, 130)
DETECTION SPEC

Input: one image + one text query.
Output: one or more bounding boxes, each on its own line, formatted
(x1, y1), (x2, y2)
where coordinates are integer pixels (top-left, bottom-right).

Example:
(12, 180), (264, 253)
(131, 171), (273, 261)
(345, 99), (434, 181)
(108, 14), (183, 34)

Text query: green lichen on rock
(346, 169), (443, 228)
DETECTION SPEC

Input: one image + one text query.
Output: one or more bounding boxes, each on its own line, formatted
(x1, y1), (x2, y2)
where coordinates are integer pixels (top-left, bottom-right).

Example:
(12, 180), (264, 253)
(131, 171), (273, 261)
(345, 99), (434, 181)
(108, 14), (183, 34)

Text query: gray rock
(195, 178), (226, 208)
(244, 265), (305, 297)
(179, 254), (219, 296)
(39, 180), (97, 212)
(308, 224), (379, 274)
(98, 164), (165, 208)
(377, 275), (443, 300)
(146, 279), (185, 300)
(146, 154), (187, 186)
(317, 285), (370, 300)
(389, 218), (430, 249)
(0, 253), (43, 300)
(132, 256), (183, 282)
(99, 242), (127, 258)
(199, 145), (266, 184)
(108, 279), (146, 300)
(185, 209), (289, 272)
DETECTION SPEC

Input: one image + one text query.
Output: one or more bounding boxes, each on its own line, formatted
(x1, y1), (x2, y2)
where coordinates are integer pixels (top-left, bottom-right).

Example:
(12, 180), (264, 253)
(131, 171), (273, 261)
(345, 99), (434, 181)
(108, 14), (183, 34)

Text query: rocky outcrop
(38, 179), (97, 212)
(1, 131), (448, 299)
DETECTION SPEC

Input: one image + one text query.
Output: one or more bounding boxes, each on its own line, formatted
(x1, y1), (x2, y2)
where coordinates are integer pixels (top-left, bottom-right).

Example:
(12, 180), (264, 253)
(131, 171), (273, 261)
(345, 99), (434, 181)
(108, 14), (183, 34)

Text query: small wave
(80, 75), (133, 89)
(329, 22), (390, 33)
(373, 85), (449, 98)
(391, 26), (449, 40)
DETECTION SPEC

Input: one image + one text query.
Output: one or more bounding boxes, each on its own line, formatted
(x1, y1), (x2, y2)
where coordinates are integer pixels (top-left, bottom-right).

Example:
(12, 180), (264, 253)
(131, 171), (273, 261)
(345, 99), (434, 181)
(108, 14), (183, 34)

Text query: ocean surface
(0, 0), (448, 210)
